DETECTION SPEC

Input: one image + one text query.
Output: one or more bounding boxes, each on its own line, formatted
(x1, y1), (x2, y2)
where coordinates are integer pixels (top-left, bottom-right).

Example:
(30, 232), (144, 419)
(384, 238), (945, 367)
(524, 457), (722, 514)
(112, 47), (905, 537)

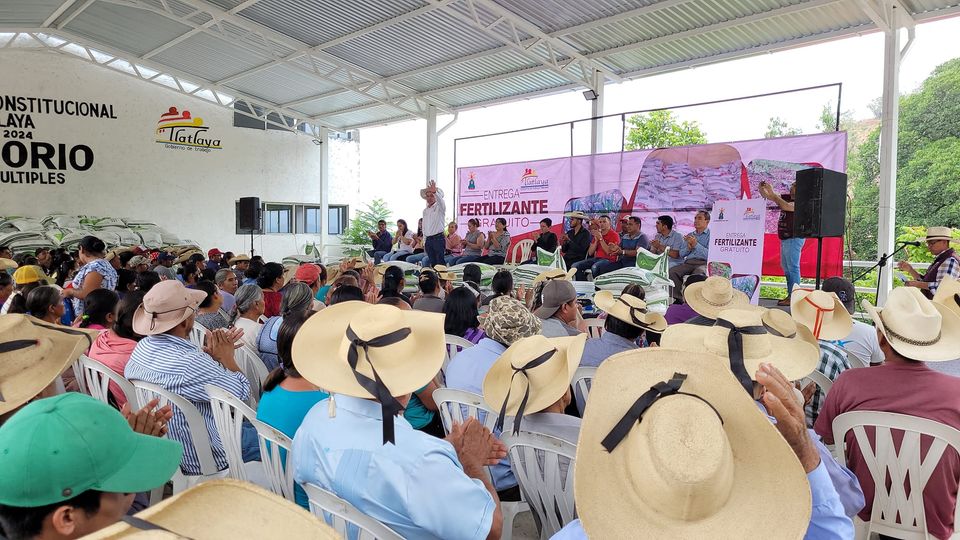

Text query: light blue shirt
(655, 229), (686, 267)
(550, 460), (852, 539)
(444, 337), (517, 491)
(679, 228), (710, 261)
(576, 332), (639, 413)
(292, 395), (495, 540)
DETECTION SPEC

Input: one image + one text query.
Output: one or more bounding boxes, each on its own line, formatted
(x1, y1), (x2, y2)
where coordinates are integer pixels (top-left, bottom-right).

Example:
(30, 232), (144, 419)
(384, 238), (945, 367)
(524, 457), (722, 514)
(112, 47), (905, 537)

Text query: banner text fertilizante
(459, 199), (548, 217)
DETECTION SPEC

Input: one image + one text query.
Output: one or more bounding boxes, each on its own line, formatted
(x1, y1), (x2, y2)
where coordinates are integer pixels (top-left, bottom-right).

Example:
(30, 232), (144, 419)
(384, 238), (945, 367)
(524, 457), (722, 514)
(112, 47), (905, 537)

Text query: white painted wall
(0, 49), (351, 262)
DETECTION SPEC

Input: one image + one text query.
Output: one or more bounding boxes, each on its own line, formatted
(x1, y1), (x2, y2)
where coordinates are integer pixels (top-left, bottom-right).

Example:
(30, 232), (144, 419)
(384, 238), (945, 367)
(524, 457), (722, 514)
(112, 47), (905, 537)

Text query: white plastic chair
(571, 366), (596, 416)
(236, 346), (269, 407)
(832, 411), (960, 540)
(802, 370), (834, 396)
(78, 355), (139, 409)
(205, 385), (268, 487)
(584, 318), (604, 339)
(846, 352), (868, 369)
(432, 388), (531, 540)
(189, 321), (206, 348)
(71, 357), (88, 395)
(131, 380), (225, 492)
(250, 417), (296, 502)
(442, 334), (474, 386)
(303, 483), (404, 540)
(502, 431), (578, 539)
(509, 239), (535, 266)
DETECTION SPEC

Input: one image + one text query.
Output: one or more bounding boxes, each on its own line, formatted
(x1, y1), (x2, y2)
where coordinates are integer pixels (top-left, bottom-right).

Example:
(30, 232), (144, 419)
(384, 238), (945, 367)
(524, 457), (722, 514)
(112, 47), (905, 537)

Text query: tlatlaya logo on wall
(519, 168), (548, 192)
(155, 107), (222, 152)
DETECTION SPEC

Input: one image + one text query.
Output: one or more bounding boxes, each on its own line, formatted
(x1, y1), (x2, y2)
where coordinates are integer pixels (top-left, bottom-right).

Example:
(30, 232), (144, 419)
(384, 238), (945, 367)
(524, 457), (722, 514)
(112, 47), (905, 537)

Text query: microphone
(898, 241), (921, 247)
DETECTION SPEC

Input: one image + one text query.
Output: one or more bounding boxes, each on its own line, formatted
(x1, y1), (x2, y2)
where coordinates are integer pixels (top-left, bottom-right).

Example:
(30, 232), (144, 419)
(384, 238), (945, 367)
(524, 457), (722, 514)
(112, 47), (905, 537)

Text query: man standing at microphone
(760, 181), (801, 306)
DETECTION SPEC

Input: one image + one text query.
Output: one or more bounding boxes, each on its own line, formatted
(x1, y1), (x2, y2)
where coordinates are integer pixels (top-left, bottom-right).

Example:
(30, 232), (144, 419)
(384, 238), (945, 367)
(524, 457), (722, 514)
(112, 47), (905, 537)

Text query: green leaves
(623, 110), (707, 150)
(339, 198), (393, 252)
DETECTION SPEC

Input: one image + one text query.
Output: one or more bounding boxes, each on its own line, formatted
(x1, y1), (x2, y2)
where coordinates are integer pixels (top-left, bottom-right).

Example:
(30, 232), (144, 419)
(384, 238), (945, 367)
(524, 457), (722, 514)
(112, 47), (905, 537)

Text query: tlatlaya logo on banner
(742, 206), (762, 220)
(519, 168), (548, 192)
(155, 107), (222, 152)
(467, 172), (477, 190)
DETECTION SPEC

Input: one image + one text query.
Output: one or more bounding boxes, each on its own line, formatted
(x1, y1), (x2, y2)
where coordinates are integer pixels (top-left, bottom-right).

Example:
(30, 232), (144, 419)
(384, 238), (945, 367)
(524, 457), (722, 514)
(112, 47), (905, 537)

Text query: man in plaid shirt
(805, 339), (850, 426)
(899, 226), (959, 299)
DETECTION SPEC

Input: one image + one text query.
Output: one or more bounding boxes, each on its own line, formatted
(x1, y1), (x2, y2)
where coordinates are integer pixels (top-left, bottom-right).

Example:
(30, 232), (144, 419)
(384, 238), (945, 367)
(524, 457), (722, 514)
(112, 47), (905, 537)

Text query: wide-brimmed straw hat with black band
(863, 286), (960, 362)
(0, 315), (98, 415)
(661, 309), (819, 394)
(933, 277), (960, 319)
(84, 480), (340, 539)
(482, 334), (586, 436)
(574, 349), (811, 538)
(292, 301), (445, 444)
(532, 267), (576, 285)
(594, 290), (667, 333)
(683, 276), (750, 320)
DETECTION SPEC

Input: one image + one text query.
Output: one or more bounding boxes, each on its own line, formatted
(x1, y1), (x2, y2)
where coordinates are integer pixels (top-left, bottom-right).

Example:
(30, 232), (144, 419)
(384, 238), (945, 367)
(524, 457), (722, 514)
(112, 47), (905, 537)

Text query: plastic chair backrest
(511, 239), (535, 265)
(250, 417), (296, 502)
(236, 346), (269, 407)
(570, 366), (596, 416)
(132, 380), (219, 476)
(442, 334), (474, 386)
(802, 370), (833, 395)
(433, 388), (498, 434)
(846, 352), (868, 369)
(584, 318), (604, 339)
(302, 483), (404, 540)
(502, 431), (578, 538)
(205, 385), (256, 482)
(189, 322), (206, 348)
(832, 410), (960, 539)
(79, 354), (139, 409)
(71, 357), (88, 395)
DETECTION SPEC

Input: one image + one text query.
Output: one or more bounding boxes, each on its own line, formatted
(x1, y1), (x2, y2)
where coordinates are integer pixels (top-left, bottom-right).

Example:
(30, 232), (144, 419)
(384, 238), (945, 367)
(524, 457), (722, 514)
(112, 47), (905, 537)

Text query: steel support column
(590, 79), (604, 155)
(319, 127), (330, 252)
(426, 105), (438, 184)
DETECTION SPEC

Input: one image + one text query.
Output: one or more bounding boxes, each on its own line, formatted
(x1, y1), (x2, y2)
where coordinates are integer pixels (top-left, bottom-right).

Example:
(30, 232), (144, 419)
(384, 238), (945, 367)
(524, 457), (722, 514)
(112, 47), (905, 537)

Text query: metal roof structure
(2, 0), (960, 134)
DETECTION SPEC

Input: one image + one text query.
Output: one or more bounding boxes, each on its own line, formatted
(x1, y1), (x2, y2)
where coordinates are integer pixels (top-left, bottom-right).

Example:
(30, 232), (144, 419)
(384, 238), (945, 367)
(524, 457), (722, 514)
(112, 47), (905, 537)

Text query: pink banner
(456, 132), (847, 276)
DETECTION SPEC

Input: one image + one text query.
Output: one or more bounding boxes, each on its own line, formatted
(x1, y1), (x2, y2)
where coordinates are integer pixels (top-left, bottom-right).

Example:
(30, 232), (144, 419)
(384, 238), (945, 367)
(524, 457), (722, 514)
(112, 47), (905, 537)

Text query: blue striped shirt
(124, 333), (249, 475)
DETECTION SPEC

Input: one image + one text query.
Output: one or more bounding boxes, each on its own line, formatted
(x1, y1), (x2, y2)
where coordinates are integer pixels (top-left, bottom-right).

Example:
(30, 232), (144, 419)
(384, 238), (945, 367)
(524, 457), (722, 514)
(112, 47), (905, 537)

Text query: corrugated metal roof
(3, 0), (959, 130)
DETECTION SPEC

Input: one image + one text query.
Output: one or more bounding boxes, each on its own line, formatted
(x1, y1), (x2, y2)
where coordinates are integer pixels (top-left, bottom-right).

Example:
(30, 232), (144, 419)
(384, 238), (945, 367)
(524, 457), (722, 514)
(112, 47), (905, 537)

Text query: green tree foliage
(340, 198), (392, 255)
(816, 103), (855, 133)
(764, 117), (802, 138)
(624, 110), (707, 150)
(846, 58), (960, 260)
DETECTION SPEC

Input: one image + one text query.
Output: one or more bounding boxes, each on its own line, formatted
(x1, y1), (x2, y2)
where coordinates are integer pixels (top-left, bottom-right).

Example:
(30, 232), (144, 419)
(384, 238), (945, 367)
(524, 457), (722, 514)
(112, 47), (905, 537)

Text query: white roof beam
(53, 0), (96, 29)
(139, 0), (262, 59)
(42, 0), (82, 27)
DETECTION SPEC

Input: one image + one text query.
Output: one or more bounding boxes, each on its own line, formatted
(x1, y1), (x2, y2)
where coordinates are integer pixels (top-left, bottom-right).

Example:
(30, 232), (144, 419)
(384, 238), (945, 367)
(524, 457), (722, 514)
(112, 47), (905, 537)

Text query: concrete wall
(0, 49), (348, 262)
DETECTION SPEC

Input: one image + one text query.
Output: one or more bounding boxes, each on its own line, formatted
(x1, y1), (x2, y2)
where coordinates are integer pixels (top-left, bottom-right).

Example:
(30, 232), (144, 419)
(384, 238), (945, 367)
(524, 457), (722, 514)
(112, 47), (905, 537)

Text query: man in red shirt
(814, 287), (960, 540)
(571, 216), (620, 281)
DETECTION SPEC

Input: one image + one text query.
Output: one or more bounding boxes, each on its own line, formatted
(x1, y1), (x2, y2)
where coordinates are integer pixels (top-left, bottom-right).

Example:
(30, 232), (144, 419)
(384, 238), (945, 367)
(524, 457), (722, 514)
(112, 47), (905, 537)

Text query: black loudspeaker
(237, 197), (261, 233)
(793, 168), (847, 238)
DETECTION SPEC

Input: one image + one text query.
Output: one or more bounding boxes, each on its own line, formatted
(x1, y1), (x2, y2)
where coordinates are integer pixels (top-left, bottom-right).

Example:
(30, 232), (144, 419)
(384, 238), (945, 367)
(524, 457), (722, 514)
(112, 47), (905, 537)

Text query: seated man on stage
(571, 216), (620, 281)
(669, 210), (711, 303)
(522, 218), (558, 265)
(559, 212), (591, 270)
(649, 215), (685, 268)
(591, 215), (650, 278)
(898, 226), (958, 299)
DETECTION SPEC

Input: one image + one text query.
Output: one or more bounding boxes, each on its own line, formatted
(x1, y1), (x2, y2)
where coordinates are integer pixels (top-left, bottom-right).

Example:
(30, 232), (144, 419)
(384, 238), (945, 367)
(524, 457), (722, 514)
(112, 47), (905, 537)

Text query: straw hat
(683, 276), (749, 320)
(565, 211), (589, 220)
(790, 289), (852, 340)
(230, 254), (251, 263)
(83, 480), (339, 539)
(531, 267), (576, 285)
(926, 226), (954, 242)
(933, 278), (960, 319)
(0, 258), (17, 271)
(292, 301), (444, 443)
(483, 334), (586, 435)
(574, 348), (811, 539)
(661, 309), (819, 385)
(132, 280), (207, 336)
(594, 290), (667, 332)
(761, 308), (818, 350)
(0, 315), (98, 415)
(862, 287), (960, 362)
(421, 266), (456, 282)
(482, 296), (542, 345)
(173, 249), (202, 265)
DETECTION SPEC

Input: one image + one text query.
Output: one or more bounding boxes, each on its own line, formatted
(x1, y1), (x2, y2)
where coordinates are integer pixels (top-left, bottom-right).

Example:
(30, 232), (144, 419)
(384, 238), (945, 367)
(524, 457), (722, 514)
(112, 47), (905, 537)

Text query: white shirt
(233, 316), (262, 350)
(395, 230), (416, 254)
(422, 187), (446, 237)
(828, 319), (884, 366)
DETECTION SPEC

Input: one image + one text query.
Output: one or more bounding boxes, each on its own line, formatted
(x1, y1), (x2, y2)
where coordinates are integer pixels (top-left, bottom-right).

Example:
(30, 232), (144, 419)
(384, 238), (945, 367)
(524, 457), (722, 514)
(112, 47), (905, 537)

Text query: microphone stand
(854, 242), (912, 304)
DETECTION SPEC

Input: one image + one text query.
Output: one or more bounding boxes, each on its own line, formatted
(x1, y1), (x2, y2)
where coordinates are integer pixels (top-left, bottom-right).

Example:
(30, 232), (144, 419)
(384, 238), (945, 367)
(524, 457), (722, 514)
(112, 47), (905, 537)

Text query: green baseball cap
(0, 393), (183, 507)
